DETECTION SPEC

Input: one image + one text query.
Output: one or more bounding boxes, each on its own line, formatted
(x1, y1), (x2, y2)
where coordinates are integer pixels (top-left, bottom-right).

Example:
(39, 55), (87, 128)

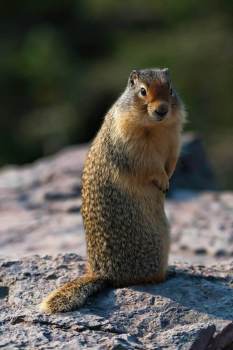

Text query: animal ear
(128, 69), (139, 87)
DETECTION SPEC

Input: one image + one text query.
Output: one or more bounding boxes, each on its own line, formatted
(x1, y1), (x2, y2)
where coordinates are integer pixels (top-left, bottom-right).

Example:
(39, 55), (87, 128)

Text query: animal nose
(155, 104), (168, 118)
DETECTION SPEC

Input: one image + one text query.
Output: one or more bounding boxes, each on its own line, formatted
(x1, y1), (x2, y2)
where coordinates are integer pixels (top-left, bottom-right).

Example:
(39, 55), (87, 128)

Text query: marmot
(40, 68), (186, 313)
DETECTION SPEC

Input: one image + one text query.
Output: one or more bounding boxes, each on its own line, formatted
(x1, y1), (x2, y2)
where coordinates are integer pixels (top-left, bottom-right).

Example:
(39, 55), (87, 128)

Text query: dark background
(0, 1), (232, 188)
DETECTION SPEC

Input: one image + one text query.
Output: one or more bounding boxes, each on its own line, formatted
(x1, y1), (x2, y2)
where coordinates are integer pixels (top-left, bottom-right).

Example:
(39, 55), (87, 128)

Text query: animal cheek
(148, 102), (159, 113)
(146, 90), (156, 103)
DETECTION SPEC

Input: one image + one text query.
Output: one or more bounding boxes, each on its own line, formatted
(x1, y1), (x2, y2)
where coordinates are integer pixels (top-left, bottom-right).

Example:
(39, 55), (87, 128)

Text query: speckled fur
(40, 68), (185, 313)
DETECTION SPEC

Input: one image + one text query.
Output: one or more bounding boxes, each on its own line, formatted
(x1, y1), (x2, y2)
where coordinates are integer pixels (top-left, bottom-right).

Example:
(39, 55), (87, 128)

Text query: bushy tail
(39, 275), (106, 314)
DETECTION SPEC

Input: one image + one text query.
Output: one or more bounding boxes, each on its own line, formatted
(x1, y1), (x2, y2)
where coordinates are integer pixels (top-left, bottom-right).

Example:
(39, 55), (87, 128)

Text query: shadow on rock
(132, 266), (233, 321)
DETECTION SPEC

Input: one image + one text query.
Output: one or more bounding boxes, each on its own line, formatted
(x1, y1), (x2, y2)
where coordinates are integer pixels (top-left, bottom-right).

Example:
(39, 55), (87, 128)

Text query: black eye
(140, 87), (147, 96)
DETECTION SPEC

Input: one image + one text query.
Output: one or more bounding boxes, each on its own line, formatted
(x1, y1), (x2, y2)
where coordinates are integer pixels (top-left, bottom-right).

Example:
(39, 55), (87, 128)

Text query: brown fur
(40, 68), (185, 313)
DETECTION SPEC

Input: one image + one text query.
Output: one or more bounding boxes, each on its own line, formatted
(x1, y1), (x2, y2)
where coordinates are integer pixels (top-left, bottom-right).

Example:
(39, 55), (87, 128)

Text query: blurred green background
(0, 1), (232, 188)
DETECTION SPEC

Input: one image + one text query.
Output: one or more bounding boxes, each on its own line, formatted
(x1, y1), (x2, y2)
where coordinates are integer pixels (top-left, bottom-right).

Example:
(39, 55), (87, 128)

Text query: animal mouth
(151, 111), (168, 122)
(155, 113), (166, 121)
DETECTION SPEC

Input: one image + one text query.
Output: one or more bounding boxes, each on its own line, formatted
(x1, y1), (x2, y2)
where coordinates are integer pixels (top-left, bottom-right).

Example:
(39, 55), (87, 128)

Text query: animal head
(125, 68), (185, 125)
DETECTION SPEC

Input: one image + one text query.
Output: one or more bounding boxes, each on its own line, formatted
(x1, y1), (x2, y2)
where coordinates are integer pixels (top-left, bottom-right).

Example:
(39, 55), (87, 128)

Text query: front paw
(152, 176), (169, 193)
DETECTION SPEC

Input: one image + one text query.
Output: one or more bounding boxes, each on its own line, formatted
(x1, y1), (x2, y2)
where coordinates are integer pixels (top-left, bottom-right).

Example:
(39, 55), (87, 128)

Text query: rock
(0, 140), (233, 350)
(1, 254), (233, 349)
(170, 132), (216, 194)
(0, 143), (232, 266)
(167, 191), (233, 265)
(190, 322), (233, 350)
(0, 146), (87, 258)
(0, 140), (232, 348)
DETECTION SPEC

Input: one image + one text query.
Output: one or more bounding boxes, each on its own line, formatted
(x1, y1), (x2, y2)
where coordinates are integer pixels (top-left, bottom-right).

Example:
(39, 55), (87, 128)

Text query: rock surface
(0, 144), (232, 265)
(0, 143), (233, 349)
(0, 145), (87, 258)
(1, 253), (233, 349)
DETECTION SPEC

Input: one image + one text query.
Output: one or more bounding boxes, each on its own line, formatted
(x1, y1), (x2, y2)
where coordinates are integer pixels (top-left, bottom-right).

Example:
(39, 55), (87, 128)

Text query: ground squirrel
(40, 68), (186, 313)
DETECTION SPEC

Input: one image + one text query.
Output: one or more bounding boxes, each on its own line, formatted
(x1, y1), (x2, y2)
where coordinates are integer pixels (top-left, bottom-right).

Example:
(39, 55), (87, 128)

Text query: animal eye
(169, 86), (173, 95)
(140, 87), (147, 96)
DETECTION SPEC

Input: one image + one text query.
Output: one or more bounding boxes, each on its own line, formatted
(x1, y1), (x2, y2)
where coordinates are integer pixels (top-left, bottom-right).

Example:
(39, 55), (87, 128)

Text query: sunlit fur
(40, 68), (186, 313)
